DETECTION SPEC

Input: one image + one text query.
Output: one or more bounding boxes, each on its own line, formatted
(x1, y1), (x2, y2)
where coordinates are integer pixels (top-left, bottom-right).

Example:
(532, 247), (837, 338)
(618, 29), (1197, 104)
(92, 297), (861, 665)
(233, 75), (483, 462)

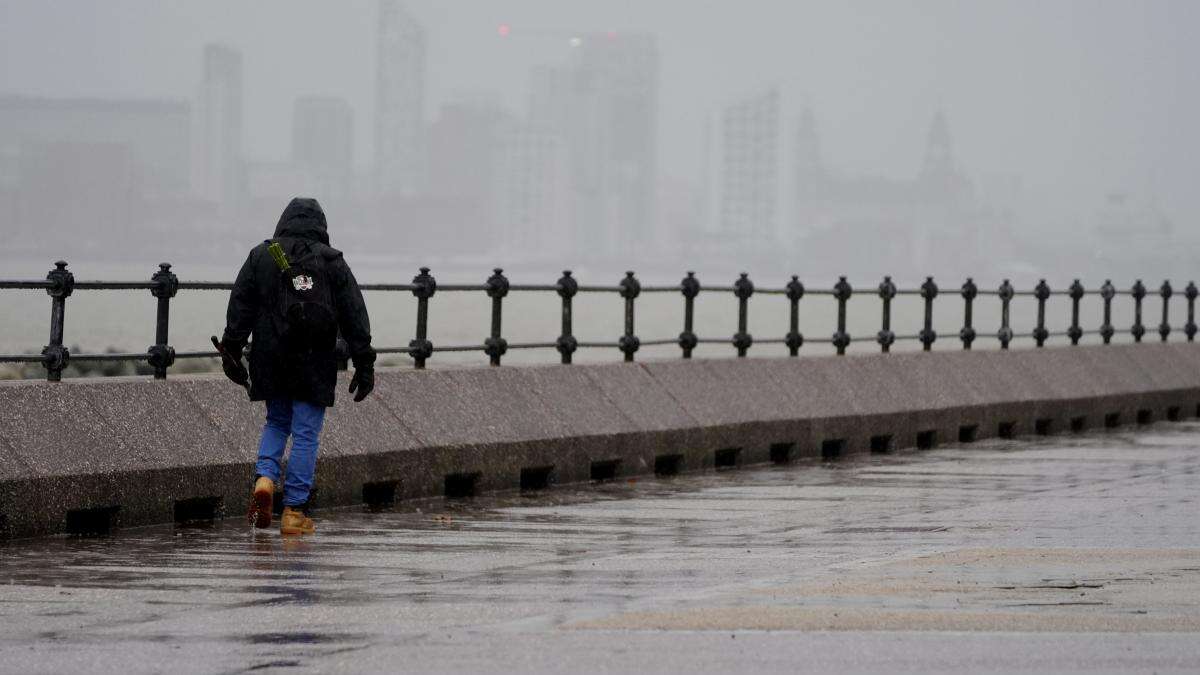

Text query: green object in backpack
(267, 241), (291, 272)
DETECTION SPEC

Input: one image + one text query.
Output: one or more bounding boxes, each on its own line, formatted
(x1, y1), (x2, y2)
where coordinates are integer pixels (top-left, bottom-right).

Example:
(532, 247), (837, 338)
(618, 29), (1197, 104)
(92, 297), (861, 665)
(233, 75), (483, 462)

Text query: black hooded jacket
(222, 198), (374, 407)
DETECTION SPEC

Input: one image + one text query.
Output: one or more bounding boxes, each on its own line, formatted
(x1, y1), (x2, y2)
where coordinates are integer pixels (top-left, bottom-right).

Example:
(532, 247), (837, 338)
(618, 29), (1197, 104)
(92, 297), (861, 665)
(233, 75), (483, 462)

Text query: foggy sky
(2, 0), (1197, 226)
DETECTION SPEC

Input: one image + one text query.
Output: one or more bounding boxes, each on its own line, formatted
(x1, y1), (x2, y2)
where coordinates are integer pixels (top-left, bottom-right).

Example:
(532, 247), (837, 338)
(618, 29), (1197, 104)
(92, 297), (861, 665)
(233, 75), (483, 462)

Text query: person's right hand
(222, 359), (249, 387)
(220, 339), (249, 387)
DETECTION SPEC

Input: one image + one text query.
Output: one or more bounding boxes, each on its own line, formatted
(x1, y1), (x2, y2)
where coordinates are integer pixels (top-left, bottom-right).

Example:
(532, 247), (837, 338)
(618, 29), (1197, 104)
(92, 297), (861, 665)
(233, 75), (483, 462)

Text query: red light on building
(497, 23), (511, 37)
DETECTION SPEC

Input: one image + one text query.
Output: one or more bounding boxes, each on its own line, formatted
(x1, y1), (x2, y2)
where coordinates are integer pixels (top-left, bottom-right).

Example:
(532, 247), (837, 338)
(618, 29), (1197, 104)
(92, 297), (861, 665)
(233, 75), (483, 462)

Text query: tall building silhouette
(493, 124), (569, 256)
(374, 0), (425, 198)
(792, 107), (826, 234)
(195, 44), (243, 209)
(718, 88), (780, 238)
(292, 96), (354, 199)
(426, 95), (516, 254)
(527, 34), (658, 258)
(293, 97), (354, 171)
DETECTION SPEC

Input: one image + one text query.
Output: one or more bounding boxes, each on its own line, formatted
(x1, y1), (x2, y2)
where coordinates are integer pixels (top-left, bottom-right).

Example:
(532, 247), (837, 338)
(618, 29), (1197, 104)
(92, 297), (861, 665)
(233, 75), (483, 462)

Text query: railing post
(960, 278), (977, 350)
(1100, 280), (1115, 344)
(877, 276), (896, 353)
(408, 267), (436, 369)
(1068, 279), (1084, 345)
(1033, 279), (1050, 348)
(832, 276), (852, 355)
(732, 273), (754, 357)
(41, 260), (74, 382)
(147, 262), (179, 379)
(1186, 282), (1198, 343)
(618, 271), (641, 362)
(679, 271), (700, 358)
(920, 276), (938, 352)
(998, 279), (1014, 350)
(1159, 280), (1172, 342)
(555, 270), (578, 364)
(1131, 279), (1147, 343)
(484, 268), (509, 366)
(785, 275), (804, 357)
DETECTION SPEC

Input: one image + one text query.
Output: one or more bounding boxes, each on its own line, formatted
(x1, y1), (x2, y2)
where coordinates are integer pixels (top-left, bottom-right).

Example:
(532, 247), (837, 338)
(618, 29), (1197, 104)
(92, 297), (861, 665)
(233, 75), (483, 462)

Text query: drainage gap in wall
(769, 442), (794, 464)
(958, 425), (978, 443)
(1070, 416), (1087, 433)
(916, 430), (938, 450)
(444, 472), (480, 500)
(998, 421), (1017, 439)
(1137, 409), (1153, 425)
(1105, 412), (1122, 429)
(173, 496), (222, 526)
(362, 480), (399, 511)
(65, 506), (119, 536)
(1167, 406), (1181, 422)
(590, 459), (620, 482)
(655, 454), (683, 477)
(821, 439), (846, 461)
(714, 448), (741, 470)
(869, 434), (894, 454)
(1035, 418), (1054, 436)
(520, 465), (554, 492)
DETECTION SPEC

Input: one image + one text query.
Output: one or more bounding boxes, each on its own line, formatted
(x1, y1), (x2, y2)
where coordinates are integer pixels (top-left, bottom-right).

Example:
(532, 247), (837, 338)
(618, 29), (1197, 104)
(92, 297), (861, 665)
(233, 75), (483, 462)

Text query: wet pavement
(3, 425), (1200, 674)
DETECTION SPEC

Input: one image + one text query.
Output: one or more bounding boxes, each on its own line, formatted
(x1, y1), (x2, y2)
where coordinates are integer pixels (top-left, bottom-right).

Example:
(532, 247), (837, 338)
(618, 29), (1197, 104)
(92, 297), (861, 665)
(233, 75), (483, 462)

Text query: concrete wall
(2, 343), (1199, 539)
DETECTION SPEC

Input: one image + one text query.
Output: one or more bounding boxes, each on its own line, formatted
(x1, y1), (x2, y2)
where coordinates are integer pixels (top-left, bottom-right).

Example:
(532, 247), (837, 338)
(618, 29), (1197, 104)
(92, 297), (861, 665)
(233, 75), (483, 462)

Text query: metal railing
(1, 260), (1197, 382)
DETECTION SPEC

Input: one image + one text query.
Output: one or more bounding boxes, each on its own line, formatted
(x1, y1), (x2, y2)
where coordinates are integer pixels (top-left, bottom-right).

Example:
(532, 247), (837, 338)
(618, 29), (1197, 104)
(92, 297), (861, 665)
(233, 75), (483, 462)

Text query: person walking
(220, 197), (375, 535)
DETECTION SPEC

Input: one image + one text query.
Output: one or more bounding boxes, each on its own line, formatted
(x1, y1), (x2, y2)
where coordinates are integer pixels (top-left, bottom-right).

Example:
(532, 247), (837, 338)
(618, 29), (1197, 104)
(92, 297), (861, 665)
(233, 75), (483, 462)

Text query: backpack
(268, 238), (338, 357)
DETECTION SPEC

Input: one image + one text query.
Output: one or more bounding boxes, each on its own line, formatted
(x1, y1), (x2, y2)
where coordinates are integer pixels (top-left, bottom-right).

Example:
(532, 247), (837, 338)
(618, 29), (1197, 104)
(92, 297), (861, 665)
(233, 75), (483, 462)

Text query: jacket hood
(274, 197), (329, 245)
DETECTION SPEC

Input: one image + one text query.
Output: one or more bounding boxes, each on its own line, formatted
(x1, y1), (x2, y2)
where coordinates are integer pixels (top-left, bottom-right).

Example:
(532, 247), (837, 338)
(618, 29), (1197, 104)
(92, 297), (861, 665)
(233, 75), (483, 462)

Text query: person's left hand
(349, 367), (374, 402)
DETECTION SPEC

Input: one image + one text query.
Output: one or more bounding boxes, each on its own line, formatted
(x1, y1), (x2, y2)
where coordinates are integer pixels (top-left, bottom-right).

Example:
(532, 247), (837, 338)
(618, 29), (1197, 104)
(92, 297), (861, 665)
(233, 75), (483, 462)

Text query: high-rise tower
(525, 34), (658, 257)
(794, 107), (826, 232)
(921, 111), (954, 180)
(374, 0), (425, 198)
(195, 44), (243, 209)
(719, 88), (780, 238)
(292, 96), (354, 199)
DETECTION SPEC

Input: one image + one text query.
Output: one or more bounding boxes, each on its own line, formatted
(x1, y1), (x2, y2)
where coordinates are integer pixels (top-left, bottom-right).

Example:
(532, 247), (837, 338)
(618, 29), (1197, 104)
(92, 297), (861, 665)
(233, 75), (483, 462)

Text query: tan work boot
(248, 476), (274, 529)
(280, 507), (315, 536)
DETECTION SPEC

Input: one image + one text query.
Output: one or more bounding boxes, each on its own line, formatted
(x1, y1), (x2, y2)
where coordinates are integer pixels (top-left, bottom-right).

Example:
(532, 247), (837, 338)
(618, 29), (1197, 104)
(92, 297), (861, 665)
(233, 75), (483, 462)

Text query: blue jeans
(255, 399), (327, 507)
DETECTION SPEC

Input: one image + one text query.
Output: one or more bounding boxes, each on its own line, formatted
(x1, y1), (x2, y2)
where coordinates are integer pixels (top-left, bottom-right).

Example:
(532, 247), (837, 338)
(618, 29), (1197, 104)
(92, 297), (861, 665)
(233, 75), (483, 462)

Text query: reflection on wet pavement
(3, 425), (1200, 673)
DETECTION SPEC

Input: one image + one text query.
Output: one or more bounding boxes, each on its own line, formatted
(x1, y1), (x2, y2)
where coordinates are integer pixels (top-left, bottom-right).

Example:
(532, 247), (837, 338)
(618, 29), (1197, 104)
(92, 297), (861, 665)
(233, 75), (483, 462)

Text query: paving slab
(2, 425), (1200, 674)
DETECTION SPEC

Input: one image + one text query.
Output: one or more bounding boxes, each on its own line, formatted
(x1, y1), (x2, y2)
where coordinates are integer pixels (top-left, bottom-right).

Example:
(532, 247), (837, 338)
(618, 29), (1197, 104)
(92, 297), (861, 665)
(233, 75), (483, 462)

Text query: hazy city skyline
(0, 0), (1196, 284)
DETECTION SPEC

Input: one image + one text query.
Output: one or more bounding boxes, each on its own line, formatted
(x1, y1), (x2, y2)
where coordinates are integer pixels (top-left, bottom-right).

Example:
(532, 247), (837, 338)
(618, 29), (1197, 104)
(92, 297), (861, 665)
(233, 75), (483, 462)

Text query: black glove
(220, 339), (249, 388)
(349, 367), (374, 402)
